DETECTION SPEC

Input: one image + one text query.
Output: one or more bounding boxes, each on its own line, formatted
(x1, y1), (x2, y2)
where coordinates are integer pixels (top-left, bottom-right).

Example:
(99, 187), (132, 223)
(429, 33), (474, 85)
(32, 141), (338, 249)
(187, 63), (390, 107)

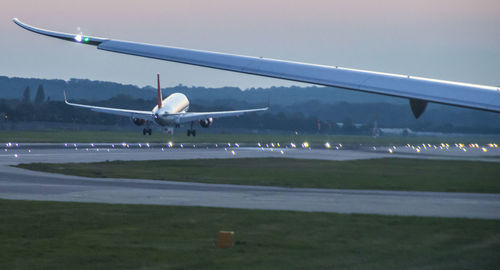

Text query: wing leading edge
(64, 91), (153, 119)
(14, 18), (500, 115)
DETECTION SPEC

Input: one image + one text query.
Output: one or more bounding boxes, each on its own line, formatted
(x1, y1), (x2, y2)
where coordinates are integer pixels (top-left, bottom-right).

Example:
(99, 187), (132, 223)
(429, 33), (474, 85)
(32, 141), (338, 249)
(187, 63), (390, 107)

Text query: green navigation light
(83, 37), (89, 43)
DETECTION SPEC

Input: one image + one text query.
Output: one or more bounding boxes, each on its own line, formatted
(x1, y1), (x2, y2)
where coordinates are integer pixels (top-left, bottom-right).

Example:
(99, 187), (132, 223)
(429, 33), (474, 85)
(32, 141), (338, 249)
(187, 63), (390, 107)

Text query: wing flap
(176, 108), (268, 123)
(98, 40), (500, 112)
(65, 95), (152, 119)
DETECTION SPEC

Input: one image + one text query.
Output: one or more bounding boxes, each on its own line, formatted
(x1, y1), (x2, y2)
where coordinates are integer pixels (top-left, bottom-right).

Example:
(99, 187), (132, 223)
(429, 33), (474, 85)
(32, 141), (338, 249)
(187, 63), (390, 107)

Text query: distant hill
(1, 75), (499, 133)
(0, 76), (148, 101)
(0, 75), (407, 106)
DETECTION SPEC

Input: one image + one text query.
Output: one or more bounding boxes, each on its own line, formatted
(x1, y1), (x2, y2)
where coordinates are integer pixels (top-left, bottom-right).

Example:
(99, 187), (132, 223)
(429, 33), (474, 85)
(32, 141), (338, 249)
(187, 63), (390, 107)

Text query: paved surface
(0, 147), (393, 164)
(1, 143), (499, 219)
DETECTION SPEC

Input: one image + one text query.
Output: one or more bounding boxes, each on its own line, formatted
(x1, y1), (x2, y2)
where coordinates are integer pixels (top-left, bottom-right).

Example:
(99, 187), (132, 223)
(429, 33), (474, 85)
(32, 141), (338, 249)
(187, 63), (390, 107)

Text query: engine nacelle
(132, 118), (146, 126)
(199, 118), (213, 128)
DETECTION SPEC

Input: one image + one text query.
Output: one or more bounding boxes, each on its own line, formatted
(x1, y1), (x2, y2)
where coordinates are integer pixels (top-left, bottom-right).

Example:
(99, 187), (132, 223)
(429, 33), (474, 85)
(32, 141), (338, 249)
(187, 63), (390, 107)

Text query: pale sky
(1, 0), (499, 89)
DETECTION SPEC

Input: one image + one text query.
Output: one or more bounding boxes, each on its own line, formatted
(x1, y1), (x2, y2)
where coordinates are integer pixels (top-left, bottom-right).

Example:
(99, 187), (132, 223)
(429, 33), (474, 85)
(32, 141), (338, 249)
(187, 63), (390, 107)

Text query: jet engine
(132, 118), (146, 126)
(199, 118), (213, 128)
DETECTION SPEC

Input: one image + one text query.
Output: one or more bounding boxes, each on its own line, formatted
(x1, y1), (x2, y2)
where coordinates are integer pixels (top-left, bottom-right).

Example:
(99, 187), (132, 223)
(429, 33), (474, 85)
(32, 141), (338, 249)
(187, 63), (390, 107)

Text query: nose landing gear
(143, 128), (152, 135)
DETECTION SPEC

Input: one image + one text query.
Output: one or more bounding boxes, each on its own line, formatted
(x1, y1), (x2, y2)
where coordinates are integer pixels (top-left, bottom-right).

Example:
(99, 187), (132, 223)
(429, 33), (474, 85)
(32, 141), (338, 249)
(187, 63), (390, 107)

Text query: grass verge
(1, 199), (499, 270)
(16, 158), (500, 193)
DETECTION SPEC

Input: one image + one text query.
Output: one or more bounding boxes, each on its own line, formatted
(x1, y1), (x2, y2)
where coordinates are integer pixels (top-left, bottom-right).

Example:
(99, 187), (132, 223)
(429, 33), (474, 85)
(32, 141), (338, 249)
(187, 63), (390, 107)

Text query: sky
(1, 0), (499, 89)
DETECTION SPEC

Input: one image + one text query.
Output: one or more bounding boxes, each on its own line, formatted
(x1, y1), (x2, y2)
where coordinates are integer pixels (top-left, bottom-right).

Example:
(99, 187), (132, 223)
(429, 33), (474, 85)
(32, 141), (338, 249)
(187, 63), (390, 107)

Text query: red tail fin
(157, 73), (162, 109)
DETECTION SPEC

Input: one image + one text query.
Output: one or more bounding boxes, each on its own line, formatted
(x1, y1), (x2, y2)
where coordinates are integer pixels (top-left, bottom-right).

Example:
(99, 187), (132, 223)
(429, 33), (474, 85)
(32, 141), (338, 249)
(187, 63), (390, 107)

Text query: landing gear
(142, 128), (152, 135)
(187, 121), (196, 136)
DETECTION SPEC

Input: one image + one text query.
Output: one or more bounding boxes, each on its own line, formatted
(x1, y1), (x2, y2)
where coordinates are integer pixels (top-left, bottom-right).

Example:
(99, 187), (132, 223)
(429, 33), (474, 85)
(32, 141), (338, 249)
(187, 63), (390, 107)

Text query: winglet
(13, 18), (105, 46)
(63, 90), (69, 104)
(157, 74), (162, 109)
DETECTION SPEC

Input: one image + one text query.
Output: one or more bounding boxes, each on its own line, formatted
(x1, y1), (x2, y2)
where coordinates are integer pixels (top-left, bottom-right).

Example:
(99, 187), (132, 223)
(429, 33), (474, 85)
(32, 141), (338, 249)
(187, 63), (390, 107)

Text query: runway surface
(1, 143), (499, 219)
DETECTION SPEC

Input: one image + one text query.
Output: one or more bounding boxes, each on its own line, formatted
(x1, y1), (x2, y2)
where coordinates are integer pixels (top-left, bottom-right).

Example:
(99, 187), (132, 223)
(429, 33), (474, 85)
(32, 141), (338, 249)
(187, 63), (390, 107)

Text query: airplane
(64, 74), (268, 136)
(13, 18), (500, 119)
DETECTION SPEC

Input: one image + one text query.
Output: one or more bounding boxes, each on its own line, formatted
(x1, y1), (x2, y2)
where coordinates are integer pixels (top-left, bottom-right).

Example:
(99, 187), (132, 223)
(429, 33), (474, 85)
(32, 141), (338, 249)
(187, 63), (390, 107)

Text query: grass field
(1, 199), (499, 270)
(1, 130), (499, 146)
(16, 158), (500, 193)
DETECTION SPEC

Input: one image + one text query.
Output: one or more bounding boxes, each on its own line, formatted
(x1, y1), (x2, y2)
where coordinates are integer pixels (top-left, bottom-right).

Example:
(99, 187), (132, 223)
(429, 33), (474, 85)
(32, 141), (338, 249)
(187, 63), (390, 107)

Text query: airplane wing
(64, 92), (153, 119)
(175, 107), (268, 123)
(13, 18), (500, 117)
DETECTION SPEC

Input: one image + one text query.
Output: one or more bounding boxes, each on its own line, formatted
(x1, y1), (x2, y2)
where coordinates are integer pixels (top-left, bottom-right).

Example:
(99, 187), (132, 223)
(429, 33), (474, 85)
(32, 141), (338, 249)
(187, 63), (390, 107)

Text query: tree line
(1, 83), (500, 134)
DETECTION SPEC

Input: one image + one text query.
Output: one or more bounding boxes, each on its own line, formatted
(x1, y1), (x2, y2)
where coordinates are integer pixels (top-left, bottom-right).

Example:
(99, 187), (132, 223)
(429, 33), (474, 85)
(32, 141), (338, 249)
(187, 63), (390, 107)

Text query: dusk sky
(1, 0), (499, 89)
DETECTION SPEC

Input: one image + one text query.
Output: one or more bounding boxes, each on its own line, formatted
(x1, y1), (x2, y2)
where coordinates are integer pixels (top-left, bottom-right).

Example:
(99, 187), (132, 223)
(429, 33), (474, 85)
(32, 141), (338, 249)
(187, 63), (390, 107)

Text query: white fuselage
(152, 93), (189, 126)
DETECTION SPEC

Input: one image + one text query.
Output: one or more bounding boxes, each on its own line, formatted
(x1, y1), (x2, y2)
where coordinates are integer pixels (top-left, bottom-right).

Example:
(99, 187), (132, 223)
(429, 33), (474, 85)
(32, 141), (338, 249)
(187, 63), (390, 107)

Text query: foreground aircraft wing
(14, 18), (500, 117)
(175, 107), (268, 123)
(64, 92), (152, 119)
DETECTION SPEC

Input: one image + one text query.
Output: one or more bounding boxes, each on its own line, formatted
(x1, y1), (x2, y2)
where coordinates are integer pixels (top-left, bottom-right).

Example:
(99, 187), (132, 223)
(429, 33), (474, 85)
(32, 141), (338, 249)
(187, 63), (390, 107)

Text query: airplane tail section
(157, 73), (162, 109)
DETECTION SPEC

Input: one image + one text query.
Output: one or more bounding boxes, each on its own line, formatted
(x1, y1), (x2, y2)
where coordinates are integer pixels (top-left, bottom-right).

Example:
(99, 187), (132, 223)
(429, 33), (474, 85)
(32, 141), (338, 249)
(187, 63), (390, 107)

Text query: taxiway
(1, 143), (499, 219)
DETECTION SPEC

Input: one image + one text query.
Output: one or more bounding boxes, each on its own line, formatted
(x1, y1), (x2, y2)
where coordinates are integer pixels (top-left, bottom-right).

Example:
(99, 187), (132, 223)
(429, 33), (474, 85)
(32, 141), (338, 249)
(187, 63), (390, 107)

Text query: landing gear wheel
(187, 121), (195, 137)
(143, 128), (147, 135)
(148, 128), (152, 135)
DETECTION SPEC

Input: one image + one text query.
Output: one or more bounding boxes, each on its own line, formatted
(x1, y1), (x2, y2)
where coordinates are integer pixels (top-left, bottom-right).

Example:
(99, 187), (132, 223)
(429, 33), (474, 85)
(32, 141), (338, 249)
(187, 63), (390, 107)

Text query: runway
(1, 143), (499, 219)
(1, 141), (499, 164)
